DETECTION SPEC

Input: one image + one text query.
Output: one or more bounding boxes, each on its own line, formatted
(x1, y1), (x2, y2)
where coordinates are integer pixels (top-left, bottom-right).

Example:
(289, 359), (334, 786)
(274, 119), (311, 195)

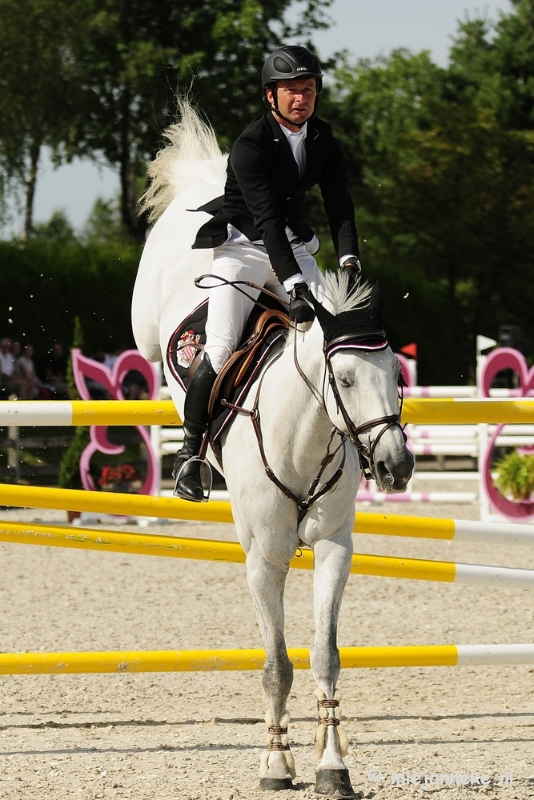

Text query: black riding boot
(172, 353), (217, 501)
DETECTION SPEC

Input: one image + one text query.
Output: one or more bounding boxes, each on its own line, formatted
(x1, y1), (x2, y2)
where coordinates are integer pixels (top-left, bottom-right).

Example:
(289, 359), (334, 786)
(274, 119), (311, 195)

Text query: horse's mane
(321, 271), (373, 314)
(140, 99), (227, 223)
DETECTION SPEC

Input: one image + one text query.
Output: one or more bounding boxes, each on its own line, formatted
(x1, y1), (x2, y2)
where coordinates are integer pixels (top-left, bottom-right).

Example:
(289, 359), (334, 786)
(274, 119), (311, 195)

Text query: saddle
(166, 295), (290, 463)
(208, 308), (290, 416)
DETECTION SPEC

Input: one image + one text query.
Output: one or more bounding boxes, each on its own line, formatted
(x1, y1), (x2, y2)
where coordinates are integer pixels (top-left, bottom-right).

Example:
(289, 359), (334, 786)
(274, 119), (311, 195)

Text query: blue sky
(4, 0), (511, 237)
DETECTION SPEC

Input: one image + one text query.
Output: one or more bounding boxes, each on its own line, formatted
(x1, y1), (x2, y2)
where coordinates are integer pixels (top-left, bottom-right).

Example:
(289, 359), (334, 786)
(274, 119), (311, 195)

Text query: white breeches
(204, 241), (326, 373)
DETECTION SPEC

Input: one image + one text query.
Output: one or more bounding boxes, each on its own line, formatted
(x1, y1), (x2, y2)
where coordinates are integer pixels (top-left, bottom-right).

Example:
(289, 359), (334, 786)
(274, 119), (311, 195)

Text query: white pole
(476, 335), (497, 522)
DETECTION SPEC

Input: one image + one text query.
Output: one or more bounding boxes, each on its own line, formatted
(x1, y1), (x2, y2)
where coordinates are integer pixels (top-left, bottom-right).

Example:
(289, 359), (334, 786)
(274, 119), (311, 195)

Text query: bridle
(293, 332), (406, 482)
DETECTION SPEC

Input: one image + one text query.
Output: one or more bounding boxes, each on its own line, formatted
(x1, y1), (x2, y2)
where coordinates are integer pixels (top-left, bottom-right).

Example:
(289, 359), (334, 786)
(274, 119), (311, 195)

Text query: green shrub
(58, 316), (89, 491)
(58, 425), (90, 490)
(0, 239), (142, 366)
(494, 451), (534, 501)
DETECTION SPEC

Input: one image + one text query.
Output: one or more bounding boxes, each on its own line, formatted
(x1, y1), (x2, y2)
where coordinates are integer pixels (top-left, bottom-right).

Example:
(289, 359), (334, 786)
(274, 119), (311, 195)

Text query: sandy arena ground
(0, 481), (532, 799)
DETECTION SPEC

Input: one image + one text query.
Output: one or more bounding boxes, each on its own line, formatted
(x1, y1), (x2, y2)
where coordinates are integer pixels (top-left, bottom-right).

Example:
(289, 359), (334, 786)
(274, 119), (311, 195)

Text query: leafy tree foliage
(33, 211), (78, 244)
(0, 0), (80, 238)
(65, 0), (332, 240)
(0, 0), (331, 241)
(321, 39), (534, 383)
(81, 197), (124, 244)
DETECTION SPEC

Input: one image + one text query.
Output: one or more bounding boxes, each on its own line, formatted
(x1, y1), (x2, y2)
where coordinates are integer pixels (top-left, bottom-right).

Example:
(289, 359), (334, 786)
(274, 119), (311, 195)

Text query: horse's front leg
(246, 537), (296, 791)
(311, 533), (355, 799)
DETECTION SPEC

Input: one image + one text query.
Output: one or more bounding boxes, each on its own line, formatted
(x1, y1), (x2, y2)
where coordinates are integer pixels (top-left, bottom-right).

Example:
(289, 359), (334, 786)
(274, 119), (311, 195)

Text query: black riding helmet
(262, 46), (323, 127)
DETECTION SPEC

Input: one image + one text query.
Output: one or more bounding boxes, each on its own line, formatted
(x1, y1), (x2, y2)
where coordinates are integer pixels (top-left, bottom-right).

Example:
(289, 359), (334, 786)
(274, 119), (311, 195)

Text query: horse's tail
(140, 99), (227, 222)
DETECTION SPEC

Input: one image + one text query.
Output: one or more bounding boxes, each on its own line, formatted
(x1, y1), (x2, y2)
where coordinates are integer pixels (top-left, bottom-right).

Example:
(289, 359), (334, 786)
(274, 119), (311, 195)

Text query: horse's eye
(339, 375), (353, 389)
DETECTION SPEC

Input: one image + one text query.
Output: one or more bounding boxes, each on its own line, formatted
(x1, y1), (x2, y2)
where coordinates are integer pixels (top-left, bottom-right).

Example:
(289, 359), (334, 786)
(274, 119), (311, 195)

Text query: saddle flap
(208, 309), (289, 417)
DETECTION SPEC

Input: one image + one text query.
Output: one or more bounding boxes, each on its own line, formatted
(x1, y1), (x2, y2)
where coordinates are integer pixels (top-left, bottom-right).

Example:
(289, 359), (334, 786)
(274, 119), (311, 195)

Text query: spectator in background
(103, 342), (125, 371)
(45, 341), (69, 398)
(0, 337), (18, 397)
(17, 344), (43, 400)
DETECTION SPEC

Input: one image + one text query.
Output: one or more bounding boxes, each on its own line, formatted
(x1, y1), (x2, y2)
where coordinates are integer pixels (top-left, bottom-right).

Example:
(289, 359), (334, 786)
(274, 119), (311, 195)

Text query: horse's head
(312, 278), (414, 493)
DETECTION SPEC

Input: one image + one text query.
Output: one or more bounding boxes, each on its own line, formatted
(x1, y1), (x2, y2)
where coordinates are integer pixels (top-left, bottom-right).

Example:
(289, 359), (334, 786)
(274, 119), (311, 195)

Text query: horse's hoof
(314, 768), (355, 798)
(259, 777), (294, 791)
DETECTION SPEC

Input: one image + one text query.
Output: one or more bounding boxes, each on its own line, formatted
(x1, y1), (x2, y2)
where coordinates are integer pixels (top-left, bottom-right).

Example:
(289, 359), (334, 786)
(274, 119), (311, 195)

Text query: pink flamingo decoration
(481, 348), (534, 520)
(72, 348), (159, 495)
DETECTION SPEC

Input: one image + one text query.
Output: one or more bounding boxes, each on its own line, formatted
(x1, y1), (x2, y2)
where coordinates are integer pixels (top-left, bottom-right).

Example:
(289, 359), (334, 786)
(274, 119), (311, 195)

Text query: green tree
(33, 211), (78, 244)
(66, 0), (333, 241)
(326, 47), (534, 382)
(81, 197), (124, 244)
(0, 0), (82, 238)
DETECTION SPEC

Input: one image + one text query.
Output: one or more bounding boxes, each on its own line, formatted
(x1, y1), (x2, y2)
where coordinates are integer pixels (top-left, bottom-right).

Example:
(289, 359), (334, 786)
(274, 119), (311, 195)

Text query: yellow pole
(0, 645), (459, 674)
(403, 398), (534, 424)
(2, 398), (534, 425)
(71, 400), (181, 426)
(354, 512), (455, 540)
(0, 483), (234, 523)
(0, 484), (460, 543)
(66, 398), (534, 425)
(0, 519), (456, 582)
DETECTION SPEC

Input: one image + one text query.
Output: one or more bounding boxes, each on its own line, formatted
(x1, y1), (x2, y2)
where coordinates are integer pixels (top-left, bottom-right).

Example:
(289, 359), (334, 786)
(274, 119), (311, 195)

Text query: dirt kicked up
(0, 487), (532, 799)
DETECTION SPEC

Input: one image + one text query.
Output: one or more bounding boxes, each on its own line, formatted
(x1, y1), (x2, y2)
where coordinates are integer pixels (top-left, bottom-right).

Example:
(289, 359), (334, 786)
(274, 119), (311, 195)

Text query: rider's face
(266, 78), (317, 129)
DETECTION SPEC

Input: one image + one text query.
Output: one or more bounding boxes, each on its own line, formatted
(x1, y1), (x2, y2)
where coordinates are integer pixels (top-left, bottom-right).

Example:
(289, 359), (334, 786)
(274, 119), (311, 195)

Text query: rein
(222, 352), (346, 526)
(197, 272), (404, 522)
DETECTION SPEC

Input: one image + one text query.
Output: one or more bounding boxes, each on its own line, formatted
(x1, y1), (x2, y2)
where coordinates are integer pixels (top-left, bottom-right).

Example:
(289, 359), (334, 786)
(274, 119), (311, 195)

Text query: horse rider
(173, 44), (362, 501)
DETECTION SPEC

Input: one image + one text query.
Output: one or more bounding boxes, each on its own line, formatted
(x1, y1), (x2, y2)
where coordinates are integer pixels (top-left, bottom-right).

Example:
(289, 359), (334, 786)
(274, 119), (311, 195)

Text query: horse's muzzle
(373, 448), (414, 493)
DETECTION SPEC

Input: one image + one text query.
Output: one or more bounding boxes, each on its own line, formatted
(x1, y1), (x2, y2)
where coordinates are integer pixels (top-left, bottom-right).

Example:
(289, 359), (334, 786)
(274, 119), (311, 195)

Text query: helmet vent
(273, 56), (293, 73)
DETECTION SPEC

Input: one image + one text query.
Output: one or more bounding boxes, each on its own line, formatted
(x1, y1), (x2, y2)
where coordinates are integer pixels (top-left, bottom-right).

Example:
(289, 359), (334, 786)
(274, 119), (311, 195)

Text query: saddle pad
(166, 299), (209, 391)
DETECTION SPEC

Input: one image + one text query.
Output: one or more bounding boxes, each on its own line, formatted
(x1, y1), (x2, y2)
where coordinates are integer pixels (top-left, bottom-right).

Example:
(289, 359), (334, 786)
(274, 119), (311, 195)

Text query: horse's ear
(309, 295), (335, 331)
(368, 282), (383, 324)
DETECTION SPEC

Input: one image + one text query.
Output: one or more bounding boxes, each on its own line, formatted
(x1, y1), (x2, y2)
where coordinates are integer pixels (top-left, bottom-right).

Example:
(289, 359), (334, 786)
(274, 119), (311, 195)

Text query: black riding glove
(342, 257), (362, 276)
(342, 257), (362, 290)
(289, 282), (316, 325)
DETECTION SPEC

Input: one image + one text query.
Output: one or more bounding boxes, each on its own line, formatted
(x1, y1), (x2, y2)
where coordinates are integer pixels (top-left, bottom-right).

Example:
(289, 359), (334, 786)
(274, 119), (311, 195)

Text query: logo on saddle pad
(177, 329), (201, 369)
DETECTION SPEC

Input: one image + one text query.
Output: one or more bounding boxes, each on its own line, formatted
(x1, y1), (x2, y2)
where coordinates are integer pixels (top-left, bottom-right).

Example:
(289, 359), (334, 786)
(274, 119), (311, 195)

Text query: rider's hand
(289, 282), (316, 326)
(341, 257), (361, 275)
(341, 257), (362, 290)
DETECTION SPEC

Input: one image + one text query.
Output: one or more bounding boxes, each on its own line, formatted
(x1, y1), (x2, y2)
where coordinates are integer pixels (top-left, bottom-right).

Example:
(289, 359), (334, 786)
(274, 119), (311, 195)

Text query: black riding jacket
(192, 112), (359, 284)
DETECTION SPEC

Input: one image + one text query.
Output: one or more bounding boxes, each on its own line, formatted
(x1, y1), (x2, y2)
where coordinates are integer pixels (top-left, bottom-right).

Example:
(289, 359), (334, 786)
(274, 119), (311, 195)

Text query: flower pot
(101, 482), (141, 494)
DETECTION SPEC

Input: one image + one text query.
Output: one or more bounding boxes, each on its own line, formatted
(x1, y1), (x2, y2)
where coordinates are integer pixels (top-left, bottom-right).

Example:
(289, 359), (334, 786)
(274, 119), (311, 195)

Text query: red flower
(98, 463), (138, 486)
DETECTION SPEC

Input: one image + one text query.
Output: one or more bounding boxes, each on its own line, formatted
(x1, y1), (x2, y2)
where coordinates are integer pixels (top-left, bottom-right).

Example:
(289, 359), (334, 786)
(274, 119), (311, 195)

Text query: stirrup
(173, 456), (212, 503)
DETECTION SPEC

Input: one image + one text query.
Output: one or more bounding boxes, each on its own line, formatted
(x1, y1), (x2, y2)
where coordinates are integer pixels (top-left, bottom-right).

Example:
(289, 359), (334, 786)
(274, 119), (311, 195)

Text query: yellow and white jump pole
(1, 519), (534, 589)
(0, 644), (533, 674)
(1, 483), (534, 546)
(1, 398), (534, 425)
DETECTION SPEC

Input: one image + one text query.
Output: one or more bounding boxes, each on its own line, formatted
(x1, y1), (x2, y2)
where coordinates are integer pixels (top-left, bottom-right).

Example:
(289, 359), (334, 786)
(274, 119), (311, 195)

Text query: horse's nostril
(376, 461), (394, 488)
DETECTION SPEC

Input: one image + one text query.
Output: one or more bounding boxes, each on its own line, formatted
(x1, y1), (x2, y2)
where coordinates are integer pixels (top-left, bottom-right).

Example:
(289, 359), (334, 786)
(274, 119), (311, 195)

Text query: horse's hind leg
(311, 534), (355, 799)
(246, 538), (296, 791)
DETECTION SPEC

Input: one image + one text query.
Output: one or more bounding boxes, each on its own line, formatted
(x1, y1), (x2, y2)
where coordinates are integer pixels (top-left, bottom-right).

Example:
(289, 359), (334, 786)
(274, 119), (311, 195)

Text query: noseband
(323, 341), (406, 480)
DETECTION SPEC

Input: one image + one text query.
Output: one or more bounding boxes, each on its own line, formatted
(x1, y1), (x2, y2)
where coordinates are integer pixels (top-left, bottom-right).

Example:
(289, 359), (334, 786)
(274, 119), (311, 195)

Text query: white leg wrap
(314, 688), (349, 759)
(261, 709), (295, 779)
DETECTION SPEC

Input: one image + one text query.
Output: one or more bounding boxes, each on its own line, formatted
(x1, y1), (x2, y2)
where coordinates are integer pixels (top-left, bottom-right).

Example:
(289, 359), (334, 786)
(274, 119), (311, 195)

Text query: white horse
(132, 102), (414, 798)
